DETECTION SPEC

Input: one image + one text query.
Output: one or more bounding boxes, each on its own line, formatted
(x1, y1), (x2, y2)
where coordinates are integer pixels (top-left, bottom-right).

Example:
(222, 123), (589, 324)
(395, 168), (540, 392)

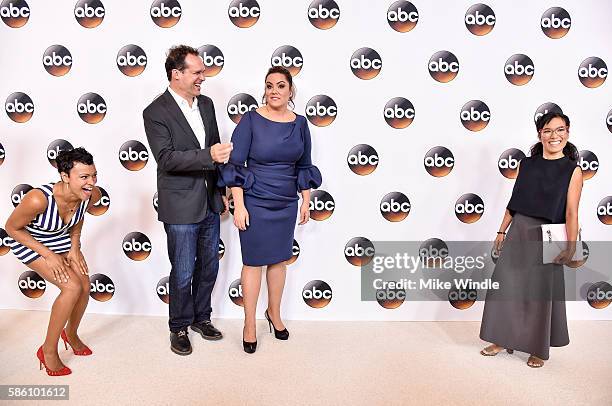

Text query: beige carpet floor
(0, 310), (610, 405)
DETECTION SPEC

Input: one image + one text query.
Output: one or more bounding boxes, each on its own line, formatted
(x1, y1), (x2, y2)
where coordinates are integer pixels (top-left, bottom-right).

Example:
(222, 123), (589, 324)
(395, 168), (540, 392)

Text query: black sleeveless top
(507, 155), (577, 224)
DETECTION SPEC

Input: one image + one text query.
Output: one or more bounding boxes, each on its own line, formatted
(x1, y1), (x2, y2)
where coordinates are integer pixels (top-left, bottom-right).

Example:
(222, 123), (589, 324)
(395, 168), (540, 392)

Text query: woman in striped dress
(5, 148), (100, 376)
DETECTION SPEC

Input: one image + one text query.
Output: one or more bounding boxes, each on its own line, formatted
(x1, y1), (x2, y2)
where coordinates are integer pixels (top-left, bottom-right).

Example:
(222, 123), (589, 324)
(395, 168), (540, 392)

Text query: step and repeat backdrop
(1, 0), (611, 320)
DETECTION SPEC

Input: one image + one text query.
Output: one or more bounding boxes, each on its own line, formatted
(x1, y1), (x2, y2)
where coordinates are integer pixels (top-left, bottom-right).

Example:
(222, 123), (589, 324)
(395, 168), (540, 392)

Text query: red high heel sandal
(36, 346), (71, 376)
(61, 330), (93, 356)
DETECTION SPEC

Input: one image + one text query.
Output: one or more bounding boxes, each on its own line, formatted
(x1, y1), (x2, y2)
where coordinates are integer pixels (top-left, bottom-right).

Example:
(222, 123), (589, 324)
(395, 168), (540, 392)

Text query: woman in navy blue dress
(218, 67), (322, 353)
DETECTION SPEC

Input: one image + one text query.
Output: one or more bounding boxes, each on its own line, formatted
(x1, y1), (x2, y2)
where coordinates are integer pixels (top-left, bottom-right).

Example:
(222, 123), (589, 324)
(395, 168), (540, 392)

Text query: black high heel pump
(264, 309), (289, 340)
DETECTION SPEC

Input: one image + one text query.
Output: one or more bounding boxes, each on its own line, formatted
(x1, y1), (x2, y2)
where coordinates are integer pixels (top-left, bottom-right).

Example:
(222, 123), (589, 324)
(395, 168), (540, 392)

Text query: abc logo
(18, 271), (45, 298)
(47, 139), (74, 168)
(0, 227), (11, 255)
(448, 288), (477, 310)
(11, 183), (33, 207)
(498, 148), (525, 179)
(380, 192), (411, 222)
(150, 0), (181, 28)
(153, 191), (158, 213)
(5, 92), (34, 123)
(350, 48), (382, 80)
(455, 193), (485, 223)
(227, 93), (258, 124)
(387, 1), (418, 33)
(541, 7), (571, 39)
(424, 146), (454, 177)
(308, 0), (339, 30)
(119, 140), (149, 171)
(309, 190), (335, 221)
(578, 57), (608, 88)
(0, 142), (4, 165)
(377, 288), (405, 309)
(460, 100), (490, 131)
(269, 46), (303, 72)
(302, 280), (332, 308)
(578, 150), (599, 180)
(597, 196), (612, 225)
(1, 0), (30, 28)
(89, 274), (115, 302)
(156, 276), (170, 304)
(77, 92), (106, 124)
(271, 45), (303, 76)
(344, 237), (375, 266)
(198, 44), (224, 77)
(419, 238), (449, 268)
(88, 186), (110, 216)
(606, 108), (612, 133)
(116, 45), (147, 77)
(586, 282), (612, 309)
(465, 3), (495, 36)
(286, 239), (300, 265)
(74, 0), (105, 28)
(505, 54), (535, 86)
(534, 102), (563, 123)
(384, 97), (415, 128)
(305, 95), (337, 127)
(42, 45), (72, 77)
(428, 51), (459, 83)
(218, 239), (225, 260)
(122, 232), (152, 261)
(228, 278), (244, 307)
(347, 144), (378, 175)
(228, 0), (260, 28)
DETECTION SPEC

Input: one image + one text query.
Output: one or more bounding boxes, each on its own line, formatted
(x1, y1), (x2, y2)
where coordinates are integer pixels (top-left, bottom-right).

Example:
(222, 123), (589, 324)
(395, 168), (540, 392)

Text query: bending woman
(5, 148), (100, 376)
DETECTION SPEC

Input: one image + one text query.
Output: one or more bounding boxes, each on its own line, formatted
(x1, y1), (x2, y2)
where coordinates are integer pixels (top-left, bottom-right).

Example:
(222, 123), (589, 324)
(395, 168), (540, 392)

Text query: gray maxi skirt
(479, 213), (569, 360)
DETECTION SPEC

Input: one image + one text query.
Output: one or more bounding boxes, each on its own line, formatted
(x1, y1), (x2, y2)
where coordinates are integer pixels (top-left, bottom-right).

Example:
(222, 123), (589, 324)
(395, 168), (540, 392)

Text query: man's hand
(211, 143), (233, 163)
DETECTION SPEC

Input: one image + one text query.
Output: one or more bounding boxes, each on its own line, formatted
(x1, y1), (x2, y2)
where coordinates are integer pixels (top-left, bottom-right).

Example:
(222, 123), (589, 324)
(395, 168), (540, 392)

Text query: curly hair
(56, 147), (94, 174)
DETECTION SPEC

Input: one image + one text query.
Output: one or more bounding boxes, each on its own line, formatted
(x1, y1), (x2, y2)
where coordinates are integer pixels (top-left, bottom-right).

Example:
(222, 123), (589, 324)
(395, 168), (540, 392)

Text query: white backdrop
(1, 0), (611, 321)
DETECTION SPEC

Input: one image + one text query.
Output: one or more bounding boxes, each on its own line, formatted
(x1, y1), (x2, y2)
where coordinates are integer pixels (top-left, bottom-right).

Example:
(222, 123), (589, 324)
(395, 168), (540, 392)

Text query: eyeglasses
(541, 126), (567, 137)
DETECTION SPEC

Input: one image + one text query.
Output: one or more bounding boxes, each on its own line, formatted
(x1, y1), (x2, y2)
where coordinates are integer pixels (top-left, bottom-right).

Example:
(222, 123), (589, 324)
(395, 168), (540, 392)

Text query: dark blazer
(143, 90), (225, 224)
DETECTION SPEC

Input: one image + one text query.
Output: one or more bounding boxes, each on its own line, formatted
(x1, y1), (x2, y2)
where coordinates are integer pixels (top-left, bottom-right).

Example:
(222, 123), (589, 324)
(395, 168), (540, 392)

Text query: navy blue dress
(217, 110), (322, 266)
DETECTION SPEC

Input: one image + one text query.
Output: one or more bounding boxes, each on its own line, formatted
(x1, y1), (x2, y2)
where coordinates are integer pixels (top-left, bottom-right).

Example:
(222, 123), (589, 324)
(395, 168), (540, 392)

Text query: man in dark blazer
(143, 45), (233, 356)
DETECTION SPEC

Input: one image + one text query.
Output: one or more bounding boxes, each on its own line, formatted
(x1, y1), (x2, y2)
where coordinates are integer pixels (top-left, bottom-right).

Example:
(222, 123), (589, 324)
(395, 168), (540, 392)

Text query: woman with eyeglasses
(479, 112), (583, 368)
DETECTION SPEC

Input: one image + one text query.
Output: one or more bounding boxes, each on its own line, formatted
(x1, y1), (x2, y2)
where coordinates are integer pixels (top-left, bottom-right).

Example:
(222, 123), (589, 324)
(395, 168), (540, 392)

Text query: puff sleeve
(217, 111), (255, 191)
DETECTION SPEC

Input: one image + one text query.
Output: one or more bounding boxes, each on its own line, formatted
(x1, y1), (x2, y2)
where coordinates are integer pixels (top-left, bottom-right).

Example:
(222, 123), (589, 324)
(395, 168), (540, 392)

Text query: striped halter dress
(8, 183), (89, 264)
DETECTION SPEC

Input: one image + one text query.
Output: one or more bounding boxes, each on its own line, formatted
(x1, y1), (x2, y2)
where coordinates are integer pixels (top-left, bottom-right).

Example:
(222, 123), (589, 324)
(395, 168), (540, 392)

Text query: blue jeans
(164, 210), (220, 332)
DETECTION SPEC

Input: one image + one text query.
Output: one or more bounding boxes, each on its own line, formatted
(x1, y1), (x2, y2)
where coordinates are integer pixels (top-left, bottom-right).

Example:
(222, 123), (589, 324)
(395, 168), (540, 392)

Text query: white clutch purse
(541, 223), (583, 264)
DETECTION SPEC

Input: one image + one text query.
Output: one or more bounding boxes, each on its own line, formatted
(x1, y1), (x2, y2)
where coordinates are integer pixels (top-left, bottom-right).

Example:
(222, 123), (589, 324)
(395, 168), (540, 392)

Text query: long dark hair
(530, 112), (578, 161)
